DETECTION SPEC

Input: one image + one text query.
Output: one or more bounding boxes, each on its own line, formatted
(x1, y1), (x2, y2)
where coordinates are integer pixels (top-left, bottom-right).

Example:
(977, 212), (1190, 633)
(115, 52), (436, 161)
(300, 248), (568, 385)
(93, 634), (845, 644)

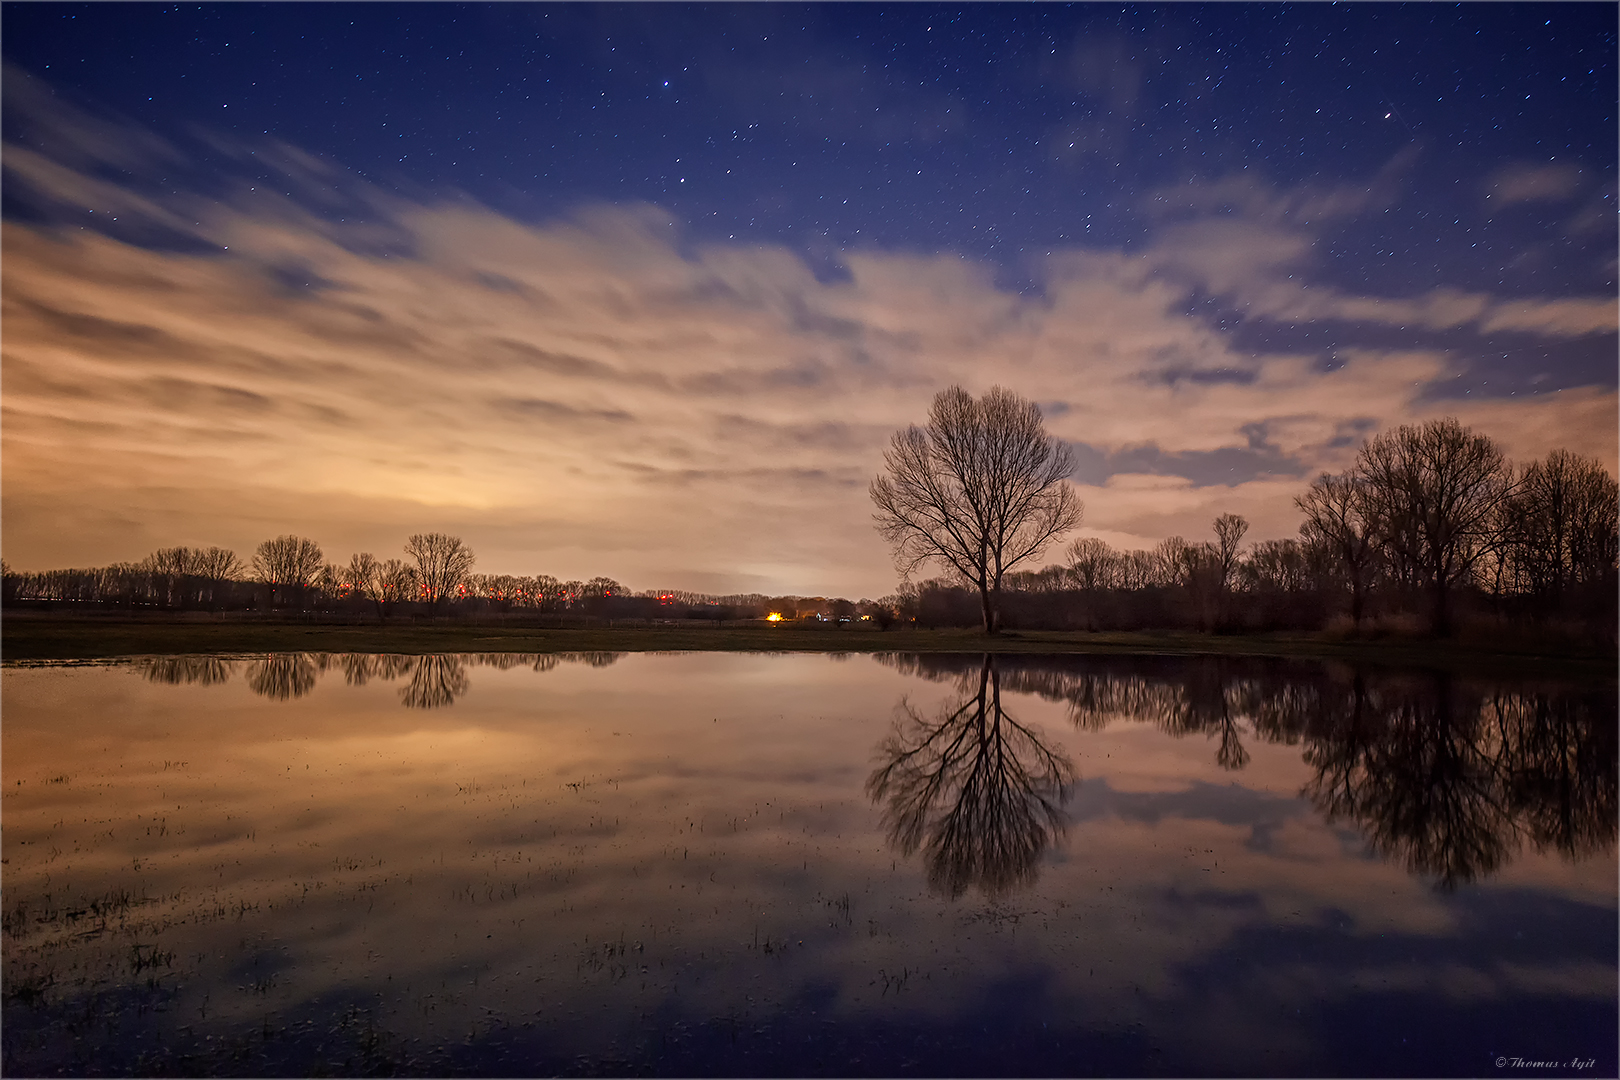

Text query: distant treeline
(4, 424), (1616, 641)
(0, 532), (880, 625)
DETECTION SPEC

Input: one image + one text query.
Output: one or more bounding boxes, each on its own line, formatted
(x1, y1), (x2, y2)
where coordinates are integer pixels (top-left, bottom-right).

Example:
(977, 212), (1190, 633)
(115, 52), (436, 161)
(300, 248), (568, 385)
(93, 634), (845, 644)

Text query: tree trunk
(1431, 579), (1451, 638)
(979, 583), (997, 634)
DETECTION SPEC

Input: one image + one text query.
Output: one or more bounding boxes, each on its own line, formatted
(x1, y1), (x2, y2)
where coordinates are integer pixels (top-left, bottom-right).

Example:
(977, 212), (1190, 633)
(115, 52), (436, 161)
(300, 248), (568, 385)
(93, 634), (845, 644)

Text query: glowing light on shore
(766, 612), (783, 622)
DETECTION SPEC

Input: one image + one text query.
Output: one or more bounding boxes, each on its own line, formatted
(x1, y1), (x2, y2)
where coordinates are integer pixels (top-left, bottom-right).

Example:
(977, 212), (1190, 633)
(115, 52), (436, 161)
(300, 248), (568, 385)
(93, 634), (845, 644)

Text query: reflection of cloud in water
(5, 653), (1613, 1078)
(868, 655), (1074, 899)
(879, 653), (1616, 889)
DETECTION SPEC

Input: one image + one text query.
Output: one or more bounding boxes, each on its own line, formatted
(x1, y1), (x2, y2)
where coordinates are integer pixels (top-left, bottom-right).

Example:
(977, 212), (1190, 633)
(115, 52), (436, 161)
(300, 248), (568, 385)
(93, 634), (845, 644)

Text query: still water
(3, 651), (1614, 1077)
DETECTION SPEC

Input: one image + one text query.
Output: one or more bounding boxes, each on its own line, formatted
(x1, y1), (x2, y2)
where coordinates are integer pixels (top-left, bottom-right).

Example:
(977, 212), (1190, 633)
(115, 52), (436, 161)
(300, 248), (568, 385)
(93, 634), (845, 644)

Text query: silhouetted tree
(139, 546), (243, 609)
(872, 386), (1082, 633)
(347, 553), (383, 619)
(1211, 513), (1249, 628)
(1297, 471), (1380, 628)
(1065, 536), (1120, 590)
(405, 533), (475, 614)
(1355, 418), (1516, 635)
(252, 536), (323, 608)
(1500, 449), (1619, 615)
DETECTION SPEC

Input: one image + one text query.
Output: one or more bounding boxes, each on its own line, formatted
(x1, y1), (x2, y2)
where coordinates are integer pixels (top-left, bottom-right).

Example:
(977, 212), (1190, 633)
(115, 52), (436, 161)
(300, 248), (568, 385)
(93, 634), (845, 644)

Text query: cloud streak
(3, 81), (1613, 596)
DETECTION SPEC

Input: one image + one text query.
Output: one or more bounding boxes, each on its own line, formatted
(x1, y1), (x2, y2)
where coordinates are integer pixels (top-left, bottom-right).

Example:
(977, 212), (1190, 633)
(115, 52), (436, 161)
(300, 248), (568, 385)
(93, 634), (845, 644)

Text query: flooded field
(3, 651), (1615, 1077)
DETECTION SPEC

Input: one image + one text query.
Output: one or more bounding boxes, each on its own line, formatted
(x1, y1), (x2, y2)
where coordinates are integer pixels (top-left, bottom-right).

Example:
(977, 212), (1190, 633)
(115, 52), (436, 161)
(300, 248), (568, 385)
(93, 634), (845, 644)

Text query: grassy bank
(2, 611), (1612, 680)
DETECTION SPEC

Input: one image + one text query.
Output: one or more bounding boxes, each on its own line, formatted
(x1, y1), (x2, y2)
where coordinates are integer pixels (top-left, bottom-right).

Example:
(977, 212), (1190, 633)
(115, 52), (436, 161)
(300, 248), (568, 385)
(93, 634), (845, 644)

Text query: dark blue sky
(6, 3), (1614, 285)
(2, 4), (1614, 589)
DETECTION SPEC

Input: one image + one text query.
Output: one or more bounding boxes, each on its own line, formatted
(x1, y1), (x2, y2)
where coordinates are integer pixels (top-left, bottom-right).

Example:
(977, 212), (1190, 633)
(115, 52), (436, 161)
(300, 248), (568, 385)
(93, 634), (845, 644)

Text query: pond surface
(3, 651), (1614, 1077)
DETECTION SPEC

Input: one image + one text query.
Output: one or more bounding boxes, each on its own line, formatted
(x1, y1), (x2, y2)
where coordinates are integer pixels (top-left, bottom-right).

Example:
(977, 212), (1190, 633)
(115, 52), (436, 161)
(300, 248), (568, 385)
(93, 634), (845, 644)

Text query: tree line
(0, 532), (888, 625)
(873, 387), (1616, 641)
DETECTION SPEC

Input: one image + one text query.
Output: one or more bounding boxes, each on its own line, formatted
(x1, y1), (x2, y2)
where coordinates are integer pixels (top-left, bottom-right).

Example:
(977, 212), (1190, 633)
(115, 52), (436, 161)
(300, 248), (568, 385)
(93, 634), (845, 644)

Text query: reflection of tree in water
(1499, 689), (1618, 862)
(884, 653), (1272, 771)
(399, 655), (471, 709)
(867, 655), (1074, 899)
(879, 653), (1616, 889)
(341, 654), (417, 686)
(245, 654), (321, 700)
(560, 651), (622, 668)
(480, 651), (623, 673)
(136, 656), (237, 686)
(1303, 676), (1515, 887)
(231, 651), (627, 700)
(1304, 677), (1618, 887)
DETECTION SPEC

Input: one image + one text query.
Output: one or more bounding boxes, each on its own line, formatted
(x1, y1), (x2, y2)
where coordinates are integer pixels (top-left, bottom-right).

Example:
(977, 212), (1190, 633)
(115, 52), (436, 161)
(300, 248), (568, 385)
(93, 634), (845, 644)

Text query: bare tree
(1354, 418), (1516, 636)
(314, 562), (343, 602)
(1119, 548), (1161, 590)
(347, 552), (384, 619)
(346, 553), (413, 620)
(871, 386), (1082, 633)
(1157, 535), (1221, 629)
(143, 547), (195, 577)
(1211, 513), (1249, 627)
(192, 546), (244, 582)
(253, 535), (323, 608)
(1212, 514), (1249, 591)
(1505, 450), (1620, 607)
(1065, 536), (1120, 590)
(405, 533), (475, 613)
(582, 576), (622, 599)
(1297, 471), (1379, 628)
(138, 545), (243, 609)
(1242, 538), (1312, 594)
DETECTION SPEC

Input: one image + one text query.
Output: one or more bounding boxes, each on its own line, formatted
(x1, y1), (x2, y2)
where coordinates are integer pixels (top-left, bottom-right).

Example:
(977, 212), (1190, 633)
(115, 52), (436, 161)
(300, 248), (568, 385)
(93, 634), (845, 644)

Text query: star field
(1, 3), (1614, 594)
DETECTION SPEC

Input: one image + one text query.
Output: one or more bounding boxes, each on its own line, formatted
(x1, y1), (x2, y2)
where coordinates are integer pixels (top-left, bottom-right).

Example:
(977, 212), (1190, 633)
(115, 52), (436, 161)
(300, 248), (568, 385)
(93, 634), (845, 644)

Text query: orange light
(766, 612), (783, 622)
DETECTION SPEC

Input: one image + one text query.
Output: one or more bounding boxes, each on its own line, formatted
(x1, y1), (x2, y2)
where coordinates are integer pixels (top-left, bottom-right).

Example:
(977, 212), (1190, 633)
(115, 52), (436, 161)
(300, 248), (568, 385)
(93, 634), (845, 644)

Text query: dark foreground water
(2, 651), (1614, 1077)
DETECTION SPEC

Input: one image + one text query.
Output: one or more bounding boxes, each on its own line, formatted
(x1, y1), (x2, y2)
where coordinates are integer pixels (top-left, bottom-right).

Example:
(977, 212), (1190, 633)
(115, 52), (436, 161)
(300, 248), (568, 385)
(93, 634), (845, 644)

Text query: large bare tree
(871, 385), (1081, 633)
(1354, 418), (1515, 636)
(405, 533), (475, 613)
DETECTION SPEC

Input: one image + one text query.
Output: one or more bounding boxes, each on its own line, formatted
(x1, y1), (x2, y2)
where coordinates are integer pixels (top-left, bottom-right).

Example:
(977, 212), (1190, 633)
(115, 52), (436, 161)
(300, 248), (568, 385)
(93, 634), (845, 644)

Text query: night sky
(3, 3), (1615, 597)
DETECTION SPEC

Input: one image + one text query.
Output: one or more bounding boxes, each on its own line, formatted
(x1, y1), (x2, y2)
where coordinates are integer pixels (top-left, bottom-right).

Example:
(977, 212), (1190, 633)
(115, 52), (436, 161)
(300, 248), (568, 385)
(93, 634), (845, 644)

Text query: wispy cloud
(1485, 161), (1584, 207)
(3, 76), (1613, 593)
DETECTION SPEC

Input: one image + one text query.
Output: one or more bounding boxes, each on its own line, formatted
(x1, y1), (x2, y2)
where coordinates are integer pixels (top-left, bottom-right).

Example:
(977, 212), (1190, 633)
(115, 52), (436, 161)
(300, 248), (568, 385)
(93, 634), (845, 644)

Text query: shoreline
(2, 613), (1612, 681)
